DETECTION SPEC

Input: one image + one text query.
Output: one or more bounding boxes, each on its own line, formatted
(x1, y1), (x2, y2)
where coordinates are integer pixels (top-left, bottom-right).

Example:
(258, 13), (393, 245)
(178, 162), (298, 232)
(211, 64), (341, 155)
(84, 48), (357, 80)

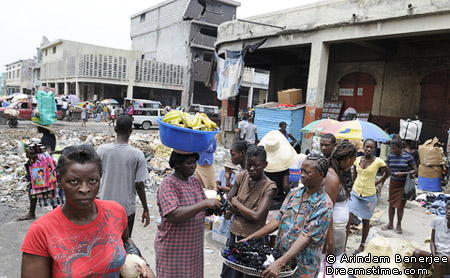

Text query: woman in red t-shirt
(21, 145), (155, 278)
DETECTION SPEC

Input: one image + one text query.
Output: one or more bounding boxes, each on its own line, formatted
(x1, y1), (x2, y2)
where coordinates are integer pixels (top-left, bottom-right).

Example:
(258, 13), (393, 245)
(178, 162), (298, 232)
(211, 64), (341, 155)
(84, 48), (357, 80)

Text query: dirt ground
(0, 120), (438, 277)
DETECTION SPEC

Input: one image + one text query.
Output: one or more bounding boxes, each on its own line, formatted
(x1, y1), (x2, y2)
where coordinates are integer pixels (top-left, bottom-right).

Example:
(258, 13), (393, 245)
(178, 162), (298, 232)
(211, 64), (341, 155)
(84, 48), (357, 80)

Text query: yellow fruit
(193, 124), (206, 130)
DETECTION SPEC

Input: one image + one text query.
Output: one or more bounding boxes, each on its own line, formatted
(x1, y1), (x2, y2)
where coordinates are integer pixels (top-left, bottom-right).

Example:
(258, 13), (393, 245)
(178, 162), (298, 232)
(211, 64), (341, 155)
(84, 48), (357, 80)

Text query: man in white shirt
(237, 116), (248, 140)
(243, 118), (258, 145)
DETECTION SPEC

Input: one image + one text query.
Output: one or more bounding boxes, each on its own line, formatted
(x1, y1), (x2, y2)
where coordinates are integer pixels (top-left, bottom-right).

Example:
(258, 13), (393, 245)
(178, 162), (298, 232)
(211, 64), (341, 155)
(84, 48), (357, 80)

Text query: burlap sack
(418, 137), (445, 166)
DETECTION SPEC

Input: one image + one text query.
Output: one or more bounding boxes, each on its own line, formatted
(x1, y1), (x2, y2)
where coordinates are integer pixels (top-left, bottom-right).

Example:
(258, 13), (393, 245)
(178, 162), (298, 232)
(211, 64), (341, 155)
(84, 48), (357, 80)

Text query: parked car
(189, 104), (220, 125)
(0, 100), (63, 122)
(132, 108), (167, 130)
(125, 98), (162, 109)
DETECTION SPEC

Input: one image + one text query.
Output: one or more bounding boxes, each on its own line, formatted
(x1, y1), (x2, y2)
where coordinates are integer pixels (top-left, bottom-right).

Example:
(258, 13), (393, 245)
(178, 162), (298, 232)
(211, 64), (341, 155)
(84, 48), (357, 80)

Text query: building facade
(217, 0), (450, 146)
(39, 38), (185, 105)
(4, 60), (35, 95)
(130, 0), (243, 108)
(0, 73), (5, 96)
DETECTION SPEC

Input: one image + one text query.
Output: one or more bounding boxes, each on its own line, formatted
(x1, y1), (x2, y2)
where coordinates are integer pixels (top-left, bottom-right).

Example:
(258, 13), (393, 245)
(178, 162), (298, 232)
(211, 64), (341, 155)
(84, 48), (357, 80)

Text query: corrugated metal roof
(254, 103), (305, 143)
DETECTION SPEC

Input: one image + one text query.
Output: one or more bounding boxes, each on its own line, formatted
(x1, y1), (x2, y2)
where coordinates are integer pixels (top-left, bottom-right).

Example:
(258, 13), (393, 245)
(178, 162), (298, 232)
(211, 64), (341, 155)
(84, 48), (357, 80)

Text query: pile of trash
(0, 129), (173, 204)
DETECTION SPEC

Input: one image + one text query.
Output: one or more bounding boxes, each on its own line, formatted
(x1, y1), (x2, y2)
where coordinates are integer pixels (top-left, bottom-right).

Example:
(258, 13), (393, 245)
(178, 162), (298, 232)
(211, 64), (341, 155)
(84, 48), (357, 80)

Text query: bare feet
(353, 244), (365, 255)
(17, 213), (36, 221)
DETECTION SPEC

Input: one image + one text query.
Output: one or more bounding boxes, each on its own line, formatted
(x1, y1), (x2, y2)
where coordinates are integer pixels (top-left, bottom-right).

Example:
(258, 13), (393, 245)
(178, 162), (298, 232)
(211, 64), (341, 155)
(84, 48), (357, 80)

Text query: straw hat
(258, 130), (297, 173)
(30, 122), (57, 135)
(347, 237), (405, 278)
(221, 158), (240, 171)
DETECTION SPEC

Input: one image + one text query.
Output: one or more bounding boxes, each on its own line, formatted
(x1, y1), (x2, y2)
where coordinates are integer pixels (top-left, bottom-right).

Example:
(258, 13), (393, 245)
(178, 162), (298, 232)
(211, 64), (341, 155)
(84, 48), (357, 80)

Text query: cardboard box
(277, 89), (303, 105)
(418, 165), (442, 179)
(205, 216), (213, 230)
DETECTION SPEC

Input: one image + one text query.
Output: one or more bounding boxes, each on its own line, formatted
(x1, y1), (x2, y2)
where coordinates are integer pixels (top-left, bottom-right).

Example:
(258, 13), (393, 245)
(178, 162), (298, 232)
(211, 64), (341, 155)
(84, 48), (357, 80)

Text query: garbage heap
(0, 129), (172, 205)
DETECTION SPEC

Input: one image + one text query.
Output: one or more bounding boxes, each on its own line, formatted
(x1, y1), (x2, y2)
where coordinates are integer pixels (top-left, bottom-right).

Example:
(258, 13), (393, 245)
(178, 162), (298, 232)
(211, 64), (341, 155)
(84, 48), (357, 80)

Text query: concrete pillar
(64, 82), (68, 95)
(55, 82), (59, 95)
(75, 82), (80, 98)
(301, 40), (330, 152)
(126, 84), (134, 99)
(247, 86), (254, 110)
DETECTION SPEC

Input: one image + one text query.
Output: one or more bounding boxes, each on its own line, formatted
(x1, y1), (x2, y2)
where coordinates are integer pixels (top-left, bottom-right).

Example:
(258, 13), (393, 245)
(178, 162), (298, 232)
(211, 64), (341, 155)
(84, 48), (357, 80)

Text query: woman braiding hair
(323, 141), (357, 260)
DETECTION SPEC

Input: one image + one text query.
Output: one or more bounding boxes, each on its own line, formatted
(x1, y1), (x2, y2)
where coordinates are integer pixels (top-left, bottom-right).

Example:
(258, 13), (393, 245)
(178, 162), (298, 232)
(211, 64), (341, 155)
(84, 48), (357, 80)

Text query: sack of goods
(399, 119), (422, 141)
(31, 91), (57, 125)
(418, 137), (446, 192)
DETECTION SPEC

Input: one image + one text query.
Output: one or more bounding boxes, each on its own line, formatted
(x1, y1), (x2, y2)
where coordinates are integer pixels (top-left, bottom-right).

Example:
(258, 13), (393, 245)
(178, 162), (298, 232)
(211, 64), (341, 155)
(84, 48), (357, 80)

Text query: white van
(132, 108), (166, 130)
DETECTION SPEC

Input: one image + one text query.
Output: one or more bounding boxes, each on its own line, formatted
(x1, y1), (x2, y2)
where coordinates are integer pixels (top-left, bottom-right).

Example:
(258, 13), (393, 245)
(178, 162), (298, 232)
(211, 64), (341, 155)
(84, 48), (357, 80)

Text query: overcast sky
(0, 0), (318, 70)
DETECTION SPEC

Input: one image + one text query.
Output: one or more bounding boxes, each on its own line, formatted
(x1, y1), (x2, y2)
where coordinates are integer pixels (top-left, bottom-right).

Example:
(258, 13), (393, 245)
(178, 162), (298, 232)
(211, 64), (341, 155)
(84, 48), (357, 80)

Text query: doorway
(338, 72), (376, 117)
(419, 69), (450, 143)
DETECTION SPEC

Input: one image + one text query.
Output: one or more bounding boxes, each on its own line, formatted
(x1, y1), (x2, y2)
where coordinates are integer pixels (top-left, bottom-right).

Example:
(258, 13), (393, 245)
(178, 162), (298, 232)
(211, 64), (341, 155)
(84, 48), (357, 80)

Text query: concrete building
(4, 60), (35, 95)
(40, 38), (185, 105)
(217, 0), (450, 146)
(130, 0), (244, 108)
(0, 73), (5, 96)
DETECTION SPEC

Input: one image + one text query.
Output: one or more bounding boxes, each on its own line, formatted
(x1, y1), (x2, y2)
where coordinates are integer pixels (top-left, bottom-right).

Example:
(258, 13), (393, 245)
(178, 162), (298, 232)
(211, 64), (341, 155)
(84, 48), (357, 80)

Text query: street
(0, 120), (437, 278)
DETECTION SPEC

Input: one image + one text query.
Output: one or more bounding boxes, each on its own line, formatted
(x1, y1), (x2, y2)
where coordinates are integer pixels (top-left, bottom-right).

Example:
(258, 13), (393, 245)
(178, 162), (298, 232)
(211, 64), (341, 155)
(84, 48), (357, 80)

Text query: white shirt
(238, 120), (248, 137)
(430, 217), (450, 257)
(62, 101), (68, 109)
(244, 123), (257, 144)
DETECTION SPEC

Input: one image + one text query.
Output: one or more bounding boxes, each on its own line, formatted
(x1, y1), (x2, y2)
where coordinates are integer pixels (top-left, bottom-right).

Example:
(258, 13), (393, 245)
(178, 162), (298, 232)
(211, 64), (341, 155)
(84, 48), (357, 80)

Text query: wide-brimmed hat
(30, 122), (57, 135)
(221, 158), (240, 171)
(347, 237), (404, 278)
(258, 130), (297, 172)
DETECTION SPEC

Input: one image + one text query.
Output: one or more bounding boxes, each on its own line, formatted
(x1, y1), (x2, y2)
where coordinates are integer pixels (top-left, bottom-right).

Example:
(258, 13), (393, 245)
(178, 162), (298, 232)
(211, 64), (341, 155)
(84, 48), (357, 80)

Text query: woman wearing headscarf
(155, 151), (221, 278)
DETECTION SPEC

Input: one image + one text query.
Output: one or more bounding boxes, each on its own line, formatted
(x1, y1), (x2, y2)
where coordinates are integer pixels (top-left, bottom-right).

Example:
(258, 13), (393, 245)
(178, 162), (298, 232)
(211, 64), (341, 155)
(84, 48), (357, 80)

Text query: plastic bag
(33, 91), (56, 125)
(402, 173), (416, 201)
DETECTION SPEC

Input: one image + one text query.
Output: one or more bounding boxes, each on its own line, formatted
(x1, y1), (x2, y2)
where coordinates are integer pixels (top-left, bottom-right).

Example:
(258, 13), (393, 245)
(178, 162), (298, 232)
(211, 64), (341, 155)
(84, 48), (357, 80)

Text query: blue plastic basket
(157, 116), (219, 153)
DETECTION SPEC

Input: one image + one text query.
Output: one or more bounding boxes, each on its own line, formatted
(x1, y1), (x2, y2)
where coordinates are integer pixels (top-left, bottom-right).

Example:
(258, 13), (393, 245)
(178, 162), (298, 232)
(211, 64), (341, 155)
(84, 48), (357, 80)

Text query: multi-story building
(217, 0), (450, 147)
(4, 60), (34, 95)
(0, 73), (5, 96)
(130, 0), (244, 108)
(39, 38), (185, 105)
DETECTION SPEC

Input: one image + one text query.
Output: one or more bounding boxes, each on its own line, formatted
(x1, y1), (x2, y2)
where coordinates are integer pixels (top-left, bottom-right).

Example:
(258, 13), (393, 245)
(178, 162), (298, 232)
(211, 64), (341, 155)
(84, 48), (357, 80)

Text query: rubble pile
(0, 129), (173, 204)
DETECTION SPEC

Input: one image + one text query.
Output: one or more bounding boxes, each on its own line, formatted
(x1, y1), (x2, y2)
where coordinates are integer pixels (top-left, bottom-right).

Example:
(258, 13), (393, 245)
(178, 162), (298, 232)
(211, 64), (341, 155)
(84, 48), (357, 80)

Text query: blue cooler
(418, 176), (442, 192)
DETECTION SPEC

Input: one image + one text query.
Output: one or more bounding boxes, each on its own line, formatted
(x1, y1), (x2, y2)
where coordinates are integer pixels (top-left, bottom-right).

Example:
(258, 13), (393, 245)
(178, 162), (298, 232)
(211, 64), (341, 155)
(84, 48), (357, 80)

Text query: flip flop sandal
(381, 225), (394, 231)
(17, 215), (36, 221)
(396, 227), (403, 234)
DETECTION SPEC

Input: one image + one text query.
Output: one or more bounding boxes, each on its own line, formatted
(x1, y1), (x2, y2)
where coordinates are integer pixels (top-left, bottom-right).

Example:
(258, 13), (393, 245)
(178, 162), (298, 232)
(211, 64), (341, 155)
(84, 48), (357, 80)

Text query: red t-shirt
(21, 199), (127, 277)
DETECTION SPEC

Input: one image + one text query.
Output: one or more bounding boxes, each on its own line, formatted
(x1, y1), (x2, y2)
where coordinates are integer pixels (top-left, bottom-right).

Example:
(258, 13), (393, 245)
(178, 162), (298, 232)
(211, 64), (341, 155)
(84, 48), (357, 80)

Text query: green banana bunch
(162, 110), (218, 131)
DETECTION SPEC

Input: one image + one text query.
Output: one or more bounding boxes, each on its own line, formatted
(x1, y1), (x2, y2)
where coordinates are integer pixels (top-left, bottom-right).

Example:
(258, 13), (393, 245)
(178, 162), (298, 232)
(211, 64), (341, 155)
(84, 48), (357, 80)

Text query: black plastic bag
(402, 173), (416, 201)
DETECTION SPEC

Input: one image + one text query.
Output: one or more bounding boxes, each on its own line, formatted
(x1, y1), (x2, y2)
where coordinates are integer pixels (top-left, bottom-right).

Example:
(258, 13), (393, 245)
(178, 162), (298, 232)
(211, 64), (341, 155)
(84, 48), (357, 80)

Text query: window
(45, 49), (48, 56)
(53, 47), (56, 54)
(17, 69), (20, 78)
(140, 13), (145, 23)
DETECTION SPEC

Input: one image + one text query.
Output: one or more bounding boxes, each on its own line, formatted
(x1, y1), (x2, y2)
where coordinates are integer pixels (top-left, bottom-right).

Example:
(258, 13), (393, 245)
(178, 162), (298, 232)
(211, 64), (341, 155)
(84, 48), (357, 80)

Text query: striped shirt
(230, 171), (277, 237)
(387, 152), (415, 181)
